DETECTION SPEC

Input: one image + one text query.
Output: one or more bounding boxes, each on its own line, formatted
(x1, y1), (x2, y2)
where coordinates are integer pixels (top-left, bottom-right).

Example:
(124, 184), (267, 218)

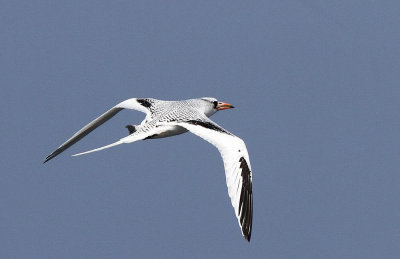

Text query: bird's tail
(72, 140), (124, 157)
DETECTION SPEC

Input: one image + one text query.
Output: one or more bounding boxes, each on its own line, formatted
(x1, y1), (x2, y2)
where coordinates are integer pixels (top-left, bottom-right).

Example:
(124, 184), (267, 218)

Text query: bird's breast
(148, 125), (188, 139)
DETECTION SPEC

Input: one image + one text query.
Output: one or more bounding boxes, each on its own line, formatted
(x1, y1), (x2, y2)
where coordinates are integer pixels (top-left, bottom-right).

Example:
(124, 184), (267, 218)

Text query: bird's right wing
(166, 117), (253, 241)
(43, 98), (156, 163)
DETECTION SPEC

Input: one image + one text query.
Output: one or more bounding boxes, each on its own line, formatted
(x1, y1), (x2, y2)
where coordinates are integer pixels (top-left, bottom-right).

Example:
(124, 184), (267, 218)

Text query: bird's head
(200, 97), (234, 116)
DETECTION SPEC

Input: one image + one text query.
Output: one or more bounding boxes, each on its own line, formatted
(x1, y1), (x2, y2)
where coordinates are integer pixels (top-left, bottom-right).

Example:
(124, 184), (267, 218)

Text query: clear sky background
(2, 1), (400, 258)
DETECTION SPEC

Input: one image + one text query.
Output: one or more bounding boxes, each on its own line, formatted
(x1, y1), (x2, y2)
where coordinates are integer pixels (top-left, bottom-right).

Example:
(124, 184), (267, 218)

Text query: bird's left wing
(44, 98), (155, 163)
(166, 118), (253, 241)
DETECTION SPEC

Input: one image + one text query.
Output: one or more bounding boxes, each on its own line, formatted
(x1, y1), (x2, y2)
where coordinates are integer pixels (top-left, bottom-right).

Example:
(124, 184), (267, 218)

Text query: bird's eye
(213, 101), (218, 108)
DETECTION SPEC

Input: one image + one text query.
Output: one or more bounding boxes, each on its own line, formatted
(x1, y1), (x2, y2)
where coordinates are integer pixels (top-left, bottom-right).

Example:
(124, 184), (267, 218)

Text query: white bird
(44, 97), (253, 241)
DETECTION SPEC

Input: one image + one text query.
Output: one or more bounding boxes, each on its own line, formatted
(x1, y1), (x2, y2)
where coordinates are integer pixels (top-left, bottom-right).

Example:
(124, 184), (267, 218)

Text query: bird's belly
(149, 125), (188, 139)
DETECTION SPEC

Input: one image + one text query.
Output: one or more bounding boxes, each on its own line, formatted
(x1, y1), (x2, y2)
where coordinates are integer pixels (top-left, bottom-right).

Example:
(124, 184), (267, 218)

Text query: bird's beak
(216, 102), (235, 111)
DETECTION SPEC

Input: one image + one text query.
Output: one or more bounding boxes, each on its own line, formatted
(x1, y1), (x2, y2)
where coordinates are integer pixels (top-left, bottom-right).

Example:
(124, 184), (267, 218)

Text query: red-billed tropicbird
(44, 97), (253, 241)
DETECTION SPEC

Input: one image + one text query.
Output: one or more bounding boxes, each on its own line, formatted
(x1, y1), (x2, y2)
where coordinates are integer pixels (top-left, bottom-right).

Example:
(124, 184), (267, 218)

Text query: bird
(44, 97), (253, 241)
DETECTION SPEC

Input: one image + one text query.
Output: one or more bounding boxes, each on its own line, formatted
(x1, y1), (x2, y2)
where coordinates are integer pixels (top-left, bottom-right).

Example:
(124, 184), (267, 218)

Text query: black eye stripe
(213, 101), (218, 108)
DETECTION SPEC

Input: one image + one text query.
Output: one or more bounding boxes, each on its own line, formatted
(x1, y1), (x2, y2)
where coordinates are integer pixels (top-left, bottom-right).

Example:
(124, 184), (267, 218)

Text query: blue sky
(2, 1), (400, 258)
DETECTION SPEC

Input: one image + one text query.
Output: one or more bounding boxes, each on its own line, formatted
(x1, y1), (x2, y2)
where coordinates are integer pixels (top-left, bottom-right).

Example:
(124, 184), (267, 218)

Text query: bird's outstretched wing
(167, 117), (253, 241)
(43, 98), (156, 163)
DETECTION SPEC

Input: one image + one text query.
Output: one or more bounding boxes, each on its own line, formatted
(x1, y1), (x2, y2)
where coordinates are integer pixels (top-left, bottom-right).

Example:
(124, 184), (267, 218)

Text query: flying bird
(44, 97), (253, 241)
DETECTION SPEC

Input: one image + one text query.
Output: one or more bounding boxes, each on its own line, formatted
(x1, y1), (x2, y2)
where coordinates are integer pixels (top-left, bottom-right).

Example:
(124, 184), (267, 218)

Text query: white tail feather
(72, 140), (124, 157)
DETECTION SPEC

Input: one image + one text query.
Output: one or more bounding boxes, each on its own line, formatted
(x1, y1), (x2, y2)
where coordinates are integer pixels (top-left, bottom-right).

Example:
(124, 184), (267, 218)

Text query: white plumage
(44, 97), (253, 241)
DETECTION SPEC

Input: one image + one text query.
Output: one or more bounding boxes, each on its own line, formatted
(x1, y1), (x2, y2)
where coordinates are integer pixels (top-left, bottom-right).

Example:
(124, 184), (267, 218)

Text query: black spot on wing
(144, 134), (158, 140)
(125, 125), (136, 134)
(187, 120), (231, 135)
(239, 157), (253, 241)
(137, 99), (152, 108)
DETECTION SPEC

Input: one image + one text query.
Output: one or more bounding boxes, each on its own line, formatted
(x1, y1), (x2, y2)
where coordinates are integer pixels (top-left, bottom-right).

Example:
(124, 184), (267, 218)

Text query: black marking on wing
(238, 157), (253, 241)
(187, 120), (231, 135)
(137, 99), (152, 108)
(125, 125), (137, 134)
(144, 134), (158, 140)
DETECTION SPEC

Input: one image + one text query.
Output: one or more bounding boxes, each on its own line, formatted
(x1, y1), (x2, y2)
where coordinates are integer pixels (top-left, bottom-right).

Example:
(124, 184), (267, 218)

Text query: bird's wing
(44, 98), (156, 163)
(166, 117), (253, 241)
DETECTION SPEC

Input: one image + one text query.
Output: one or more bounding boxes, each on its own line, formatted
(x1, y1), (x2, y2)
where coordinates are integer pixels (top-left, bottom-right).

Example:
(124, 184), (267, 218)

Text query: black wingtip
(239, 156), (252, 243)
(43, 154), (53, 164)
(43, 149), (60, 164)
